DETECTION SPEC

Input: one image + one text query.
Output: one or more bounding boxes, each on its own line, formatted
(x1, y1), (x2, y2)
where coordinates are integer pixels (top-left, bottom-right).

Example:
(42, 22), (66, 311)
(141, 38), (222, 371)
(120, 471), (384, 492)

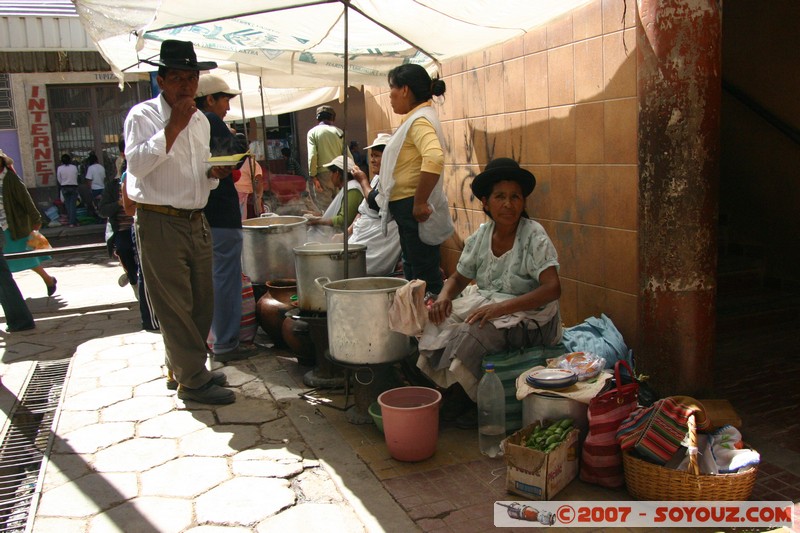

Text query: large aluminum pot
(316, 276), (410, 365)
(294, 242), (367, 312)
(241, 214), (307, 283)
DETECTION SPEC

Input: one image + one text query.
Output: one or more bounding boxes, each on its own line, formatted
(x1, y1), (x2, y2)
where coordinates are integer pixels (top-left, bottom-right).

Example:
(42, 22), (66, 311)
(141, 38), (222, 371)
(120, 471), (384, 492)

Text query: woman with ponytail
(377, 64), (453, 296)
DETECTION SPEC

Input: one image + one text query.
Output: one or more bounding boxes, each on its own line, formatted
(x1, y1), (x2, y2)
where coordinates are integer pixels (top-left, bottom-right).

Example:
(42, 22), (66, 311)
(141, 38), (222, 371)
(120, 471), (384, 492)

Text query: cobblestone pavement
(1, 247), (415, 532)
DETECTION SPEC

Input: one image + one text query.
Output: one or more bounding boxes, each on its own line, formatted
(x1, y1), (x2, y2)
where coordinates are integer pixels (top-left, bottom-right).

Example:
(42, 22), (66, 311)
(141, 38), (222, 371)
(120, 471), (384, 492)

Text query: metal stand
(317, 353), (397, 425)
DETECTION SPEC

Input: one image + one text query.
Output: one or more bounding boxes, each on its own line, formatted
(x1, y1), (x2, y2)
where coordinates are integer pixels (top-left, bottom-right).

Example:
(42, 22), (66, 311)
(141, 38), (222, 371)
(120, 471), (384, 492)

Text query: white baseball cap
(364, 133), (391, 149)
(196, 74), (242, 98)
(324, 155), (356, 171)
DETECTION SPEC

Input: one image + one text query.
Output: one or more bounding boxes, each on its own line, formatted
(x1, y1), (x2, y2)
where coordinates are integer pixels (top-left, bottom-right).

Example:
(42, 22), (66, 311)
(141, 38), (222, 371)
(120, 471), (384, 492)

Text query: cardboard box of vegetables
(502, 418), (580, 500)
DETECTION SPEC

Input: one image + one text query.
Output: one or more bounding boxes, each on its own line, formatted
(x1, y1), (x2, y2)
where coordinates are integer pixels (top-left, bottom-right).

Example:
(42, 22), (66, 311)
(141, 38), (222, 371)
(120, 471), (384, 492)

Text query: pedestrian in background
(84, 151), (106, 206)
(307, 105), (352, 211)
(56, 153), (79, 227)
(0, 148), (57, 297)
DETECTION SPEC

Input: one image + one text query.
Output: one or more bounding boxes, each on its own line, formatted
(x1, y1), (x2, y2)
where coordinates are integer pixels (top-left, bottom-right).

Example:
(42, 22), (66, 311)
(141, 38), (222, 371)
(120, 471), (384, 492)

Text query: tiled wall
(363, 0), (641, 350)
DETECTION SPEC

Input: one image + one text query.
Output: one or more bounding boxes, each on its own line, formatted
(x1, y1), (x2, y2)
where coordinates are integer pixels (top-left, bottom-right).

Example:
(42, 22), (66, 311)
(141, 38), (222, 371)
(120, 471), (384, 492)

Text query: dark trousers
(131, 227), (157, 330)
(388, 196), (444, 295)
(114, 226), (138, 286)
(61, 186), (79, 225)
(0, 238), (34, 331)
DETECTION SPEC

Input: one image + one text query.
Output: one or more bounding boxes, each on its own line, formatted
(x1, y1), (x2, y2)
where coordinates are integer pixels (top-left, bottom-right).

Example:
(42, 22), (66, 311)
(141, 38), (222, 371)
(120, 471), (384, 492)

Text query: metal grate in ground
(0, 360), (70, 533)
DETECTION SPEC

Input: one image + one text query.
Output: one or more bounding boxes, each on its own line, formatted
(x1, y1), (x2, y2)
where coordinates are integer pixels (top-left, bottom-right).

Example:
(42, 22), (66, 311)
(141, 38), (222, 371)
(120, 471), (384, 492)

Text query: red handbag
(580, 360), (639, 488)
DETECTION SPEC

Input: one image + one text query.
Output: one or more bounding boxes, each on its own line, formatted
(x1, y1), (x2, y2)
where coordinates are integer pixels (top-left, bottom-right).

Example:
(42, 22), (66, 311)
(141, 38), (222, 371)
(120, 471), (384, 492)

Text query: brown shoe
(177, 381), (235, 405)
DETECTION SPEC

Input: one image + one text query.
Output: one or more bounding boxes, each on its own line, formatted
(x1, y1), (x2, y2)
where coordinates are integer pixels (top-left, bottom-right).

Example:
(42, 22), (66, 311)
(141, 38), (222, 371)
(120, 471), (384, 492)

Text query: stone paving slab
(1, 254), (412, 533)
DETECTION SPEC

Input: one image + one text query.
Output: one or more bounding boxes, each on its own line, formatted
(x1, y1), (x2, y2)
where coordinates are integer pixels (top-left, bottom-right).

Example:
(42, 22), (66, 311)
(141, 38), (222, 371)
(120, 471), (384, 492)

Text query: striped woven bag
(616, 396), (710, 465)
(580, 360), (639, 488)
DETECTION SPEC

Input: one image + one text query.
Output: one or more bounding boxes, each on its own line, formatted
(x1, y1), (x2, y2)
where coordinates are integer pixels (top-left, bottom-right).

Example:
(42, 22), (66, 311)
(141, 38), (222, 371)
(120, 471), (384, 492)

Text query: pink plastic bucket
(378, 386), (442, 462)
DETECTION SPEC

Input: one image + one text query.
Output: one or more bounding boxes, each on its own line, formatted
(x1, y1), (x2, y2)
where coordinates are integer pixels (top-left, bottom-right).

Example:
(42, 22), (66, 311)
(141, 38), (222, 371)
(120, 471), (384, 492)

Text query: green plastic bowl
(368, 401), (384, 433)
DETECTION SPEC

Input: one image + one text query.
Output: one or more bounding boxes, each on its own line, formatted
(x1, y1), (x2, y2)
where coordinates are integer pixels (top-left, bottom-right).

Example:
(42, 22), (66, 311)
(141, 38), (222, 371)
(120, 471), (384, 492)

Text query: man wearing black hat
(306, 105), (353, 211)
(124, 40), (234, 405)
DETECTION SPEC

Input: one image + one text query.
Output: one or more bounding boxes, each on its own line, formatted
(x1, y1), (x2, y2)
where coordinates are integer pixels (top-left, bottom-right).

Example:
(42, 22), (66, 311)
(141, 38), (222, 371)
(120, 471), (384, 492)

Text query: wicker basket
(622, 414), (758, 501)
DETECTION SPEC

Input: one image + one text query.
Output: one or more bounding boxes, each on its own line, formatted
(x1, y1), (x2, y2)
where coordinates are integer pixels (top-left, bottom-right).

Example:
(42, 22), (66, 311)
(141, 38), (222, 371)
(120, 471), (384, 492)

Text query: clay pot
(256, 294), (293, 347)
(265, 279), (297, 305)
(281, 313), (316, 366)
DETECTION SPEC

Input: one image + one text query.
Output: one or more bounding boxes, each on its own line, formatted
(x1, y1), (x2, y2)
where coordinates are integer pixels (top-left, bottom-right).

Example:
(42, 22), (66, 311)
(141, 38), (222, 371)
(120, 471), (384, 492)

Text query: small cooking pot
(294, 242), (366, 311)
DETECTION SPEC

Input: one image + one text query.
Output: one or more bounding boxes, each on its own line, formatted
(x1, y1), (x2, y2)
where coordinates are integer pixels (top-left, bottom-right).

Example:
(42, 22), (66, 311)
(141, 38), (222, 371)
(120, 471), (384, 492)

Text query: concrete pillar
(637, 0), (721, 395)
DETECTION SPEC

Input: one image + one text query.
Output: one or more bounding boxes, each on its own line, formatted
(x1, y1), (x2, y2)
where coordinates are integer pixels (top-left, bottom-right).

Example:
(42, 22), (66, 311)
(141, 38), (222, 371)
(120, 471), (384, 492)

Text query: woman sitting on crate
(418, 158), (563, 428)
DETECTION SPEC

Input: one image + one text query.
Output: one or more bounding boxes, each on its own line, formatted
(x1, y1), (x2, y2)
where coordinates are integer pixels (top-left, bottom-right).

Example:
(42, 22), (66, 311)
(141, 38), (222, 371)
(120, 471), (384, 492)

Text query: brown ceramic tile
(504, 112), (526, 161)
(523, 52), (549, 110)
(549, 105), (577, 164)
(558, 277), (579, 326)
(576, 282), (639, 348)
(575, 164), (606, 226)
(442, 163), (472, 208)
(576, 225), (605, 286)
(573, 0), (603, 41)
(442, 54), (465, 78)
(484, 42), (504, 67)
(548, 45), (576, 107)
(449, 120), (469, 167)
(484, 63), (505, 116)
(463, 119), (488, 168)
(523, 109), (550, 165)
(464, 68), (487, 119)
(549, 222), (582, 282)
(602, 0), (637, 34)
(502, 34), (524, 61)
(464, 49), (485, 72)
(447, 73), (466, 122)
(438, 82), (455, 123)
(603, 164), (638, 230)
(604, 97), (638, 164)
(549, 165), (578, 222)
(604, 228), (638, 294)
(603, 29), (637, 99)
(547, 12), (574, 49)
(526, 165), (552, 218)
(502, 58), (526, 113)
(523, 25), (548, 54)
(486, 114), (510, 161)
(575, 102), (605, 164)
(574, 37), (604, 103)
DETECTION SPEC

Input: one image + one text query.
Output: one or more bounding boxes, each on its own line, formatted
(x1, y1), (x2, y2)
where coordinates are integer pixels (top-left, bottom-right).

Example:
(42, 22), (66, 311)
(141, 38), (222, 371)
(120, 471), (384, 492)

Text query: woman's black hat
(471, 157), (536, 199)
(142, 40), (217, 71)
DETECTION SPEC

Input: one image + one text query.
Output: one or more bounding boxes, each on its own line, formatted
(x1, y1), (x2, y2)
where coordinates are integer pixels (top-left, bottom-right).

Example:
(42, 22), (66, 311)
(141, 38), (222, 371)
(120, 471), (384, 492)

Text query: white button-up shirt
(124, 94), (217, 209)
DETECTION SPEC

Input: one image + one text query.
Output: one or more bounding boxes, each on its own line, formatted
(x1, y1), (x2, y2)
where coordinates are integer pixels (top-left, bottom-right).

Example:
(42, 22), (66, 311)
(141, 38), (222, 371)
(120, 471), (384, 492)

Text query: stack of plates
(526, 369), (578, 390)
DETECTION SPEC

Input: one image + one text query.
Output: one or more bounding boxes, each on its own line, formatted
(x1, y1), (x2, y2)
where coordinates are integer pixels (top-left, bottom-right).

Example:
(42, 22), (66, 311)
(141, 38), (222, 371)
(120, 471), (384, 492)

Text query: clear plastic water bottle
(478, 363), (506, 457)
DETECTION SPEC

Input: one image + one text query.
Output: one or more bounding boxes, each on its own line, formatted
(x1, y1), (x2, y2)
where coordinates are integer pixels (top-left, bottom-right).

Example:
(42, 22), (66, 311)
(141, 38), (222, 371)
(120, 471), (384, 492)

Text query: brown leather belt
(138, 203), (204, 220)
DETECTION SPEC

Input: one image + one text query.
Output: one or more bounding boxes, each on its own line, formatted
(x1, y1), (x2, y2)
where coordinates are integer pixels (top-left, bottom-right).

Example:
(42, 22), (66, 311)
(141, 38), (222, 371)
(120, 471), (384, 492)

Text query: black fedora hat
(142, 39), (217, 71)
(471, 157), (536, 199)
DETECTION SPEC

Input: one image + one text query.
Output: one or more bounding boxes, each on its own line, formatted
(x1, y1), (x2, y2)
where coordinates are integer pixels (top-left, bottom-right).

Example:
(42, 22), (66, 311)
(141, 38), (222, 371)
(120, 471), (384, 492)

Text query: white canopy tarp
(211, 66), (341, 120)
(74, 0), (591, 89)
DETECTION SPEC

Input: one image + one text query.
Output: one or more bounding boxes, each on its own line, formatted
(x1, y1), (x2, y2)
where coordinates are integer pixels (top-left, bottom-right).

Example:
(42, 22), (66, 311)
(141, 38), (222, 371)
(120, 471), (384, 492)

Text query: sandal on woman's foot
(47, 278), (57, 297)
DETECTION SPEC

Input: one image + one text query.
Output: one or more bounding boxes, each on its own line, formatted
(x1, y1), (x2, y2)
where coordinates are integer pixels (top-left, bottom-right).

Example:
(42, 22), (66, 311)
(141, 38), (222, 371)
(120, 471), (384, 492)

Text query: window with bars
(0, 73), (15, 129)
(48, 81), (150, 178)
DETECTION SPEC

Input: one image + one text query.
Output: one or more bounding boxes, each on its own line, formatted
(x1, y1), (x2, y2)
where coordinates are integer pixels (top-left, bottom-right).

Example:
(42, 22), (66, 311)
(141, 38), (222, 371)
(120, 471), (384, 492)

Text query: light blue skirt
(4, 229), (51, 273)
